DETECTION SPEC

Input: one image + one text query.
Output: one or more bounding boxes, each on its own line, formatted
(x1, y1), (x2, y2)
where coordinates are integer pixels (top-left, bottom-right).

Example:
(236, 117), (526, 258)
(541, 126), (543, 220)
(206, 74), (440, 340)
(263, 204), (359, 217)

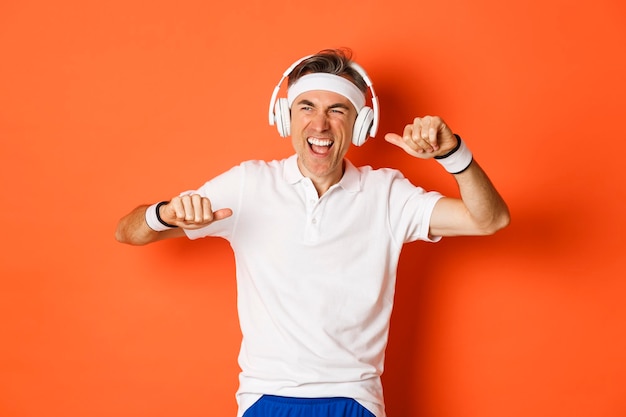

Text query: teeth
(308, 138), (332, 147)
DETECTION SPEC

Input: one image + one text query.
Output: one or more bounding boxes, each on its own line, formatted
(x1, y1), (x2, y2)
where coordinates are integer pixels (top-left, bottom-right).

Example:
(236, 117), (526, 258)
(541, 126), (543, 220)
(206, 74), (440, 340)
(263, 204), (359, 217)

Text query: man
(116, 49), (510, 417)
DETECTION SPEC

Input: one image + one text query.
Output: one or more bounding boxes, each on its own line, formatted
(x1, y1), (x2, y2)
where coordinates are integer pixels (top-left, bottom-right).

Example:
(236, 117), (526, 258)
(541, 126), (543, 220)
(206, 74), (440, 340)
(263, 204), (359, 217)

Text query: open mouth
(307, 137), (333, 155)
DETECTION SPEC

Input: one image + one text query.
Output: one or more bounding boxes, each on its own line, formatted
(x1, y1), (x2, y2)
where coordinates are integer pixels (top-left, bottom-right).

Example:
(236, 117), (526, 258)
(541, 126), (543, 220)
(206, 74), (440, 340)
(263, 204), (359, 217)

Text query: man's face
(289, 90), (357, 187)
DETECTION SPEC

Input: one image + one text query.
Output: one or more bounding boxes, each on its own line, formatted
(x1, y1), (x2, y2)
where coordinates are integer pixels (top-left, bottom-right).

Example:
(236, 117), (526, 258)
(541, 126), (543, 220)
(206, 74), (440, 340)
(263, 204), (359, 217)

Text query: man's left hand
(384, 115), (458, 159)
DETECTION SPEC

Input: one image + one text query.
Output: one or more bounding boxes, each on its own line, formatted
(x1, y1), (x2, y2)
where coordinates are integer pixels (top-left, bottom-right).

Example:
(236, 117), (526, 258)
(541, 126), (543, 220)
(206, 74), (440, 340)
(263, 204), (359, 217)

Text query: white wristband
(145, 201), (176, 232)
(435, 135), (473, 174)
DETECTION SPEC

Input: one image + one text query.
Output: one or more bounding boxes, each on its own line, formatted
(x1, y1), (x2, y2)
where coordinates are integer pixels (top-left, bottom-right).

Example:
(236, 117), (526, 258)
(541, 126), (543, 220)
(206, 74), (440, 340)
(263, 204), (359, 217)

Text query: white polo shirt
(184, 155), (443, 417)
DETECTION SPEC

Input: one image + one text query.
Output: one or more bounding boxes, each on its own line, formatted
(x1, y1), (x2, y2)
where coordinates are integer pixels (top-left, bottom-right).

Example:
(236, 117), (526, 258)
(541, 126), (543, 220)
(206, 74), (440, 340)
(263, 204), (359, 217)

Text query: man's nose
(310, 111), (330, 131)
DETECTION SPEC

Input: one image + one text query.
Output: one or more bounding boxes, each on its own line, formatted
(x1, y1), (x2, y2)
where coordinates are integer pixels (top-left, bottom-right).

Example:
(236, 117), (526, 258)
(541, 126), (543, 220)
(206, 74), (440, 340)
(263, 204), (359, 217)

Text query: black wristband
(434, 134), (462, 159)
(155, 201), (178, 228)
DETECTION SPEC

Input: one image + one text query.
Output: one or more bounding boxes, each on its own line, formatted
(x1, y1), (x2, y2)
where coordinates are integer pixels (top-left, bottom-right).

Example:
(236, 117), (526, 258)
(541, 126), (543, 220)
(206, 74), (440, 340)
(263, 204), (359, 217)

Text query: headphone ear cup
(352, 107), (374, 146)
(274, 98), (291, 137)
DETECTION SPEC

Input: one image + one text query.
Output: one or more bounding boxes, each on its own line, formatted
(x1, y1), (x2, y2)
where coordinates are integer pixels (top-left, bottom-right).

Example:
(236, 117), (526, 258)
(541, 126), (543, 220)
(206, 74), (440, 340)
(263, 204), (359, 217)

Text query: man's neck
(299, 160), (345, 197)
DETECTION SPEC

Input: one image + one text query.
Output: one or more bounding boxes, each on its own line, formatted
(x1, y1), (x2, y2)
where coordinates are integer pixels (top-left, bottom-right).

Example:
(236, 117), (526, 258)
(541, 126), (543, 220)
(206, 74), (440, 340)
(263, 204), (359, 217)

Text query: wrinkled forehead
(287, 73), (366, 111)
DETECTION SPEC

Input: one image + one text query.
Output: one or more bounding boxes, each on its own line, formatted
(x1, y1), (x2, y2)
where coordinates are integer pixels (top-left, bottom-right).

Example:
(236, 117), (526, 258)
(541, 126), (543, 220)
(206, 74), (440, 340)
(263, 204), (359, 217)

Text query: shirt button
(311, 218), (317, 224)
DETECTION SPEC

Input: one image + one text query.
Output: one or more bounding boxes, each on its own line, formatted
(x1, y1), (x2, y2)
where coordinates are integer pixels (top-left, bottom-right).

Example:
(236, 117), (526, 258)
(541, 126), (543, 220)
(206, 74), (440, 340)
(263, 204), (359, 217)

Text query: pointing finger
(213, 208), (233, 222)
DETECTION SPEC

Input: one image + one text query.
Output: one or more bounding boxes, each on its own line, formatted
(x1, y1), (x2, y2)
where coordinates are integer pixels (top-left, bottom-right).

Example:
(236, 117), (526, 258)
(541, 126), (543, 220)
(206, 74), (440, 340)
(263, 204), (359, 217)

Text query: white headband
(287, 73), (366, 111)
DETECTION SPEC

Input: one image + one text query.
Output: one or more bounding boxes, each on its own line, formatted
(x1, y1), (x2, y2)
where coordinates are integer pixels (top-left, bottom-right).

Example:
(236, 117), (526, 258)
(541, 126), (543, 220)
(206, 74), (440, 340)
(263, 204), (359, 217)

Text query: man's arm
(428, 160), (510, 236)
(115, 194), (233, 246)
(384, 116), (510, 237)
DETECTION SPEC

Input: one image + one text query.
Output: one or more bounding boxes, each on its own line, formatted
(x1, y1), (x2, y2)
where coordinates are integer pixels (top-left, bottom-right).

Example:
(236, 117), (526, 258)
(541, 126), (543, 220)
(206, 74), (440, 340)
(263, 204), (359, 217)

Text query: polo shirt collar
(284, 154), (361, 193)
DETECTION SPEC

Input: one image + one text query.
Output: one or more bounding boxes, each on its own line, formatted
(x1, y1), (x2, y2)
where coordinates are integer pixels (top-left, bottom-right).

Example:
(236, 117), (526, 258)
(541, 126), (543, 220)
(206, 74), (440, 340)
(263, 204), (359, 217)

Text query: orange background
(1, 0), (625, 416)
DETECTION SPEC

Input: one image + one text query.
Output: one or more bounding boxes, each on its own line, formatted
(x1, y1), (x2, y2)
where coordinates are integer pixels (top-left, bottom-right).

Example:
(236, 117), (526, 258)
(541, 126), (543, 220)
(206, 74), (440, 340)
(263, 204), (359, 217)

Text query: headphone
(268, 55), (380, 147)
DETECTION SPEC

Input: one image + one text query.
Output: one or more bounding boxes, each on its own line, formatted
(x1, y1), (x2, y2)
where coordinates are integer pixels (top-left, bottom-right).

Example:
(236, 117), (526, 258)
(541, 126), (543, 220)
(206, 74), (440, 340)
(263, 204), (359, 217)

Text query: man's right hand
(161, 194), (233, 230)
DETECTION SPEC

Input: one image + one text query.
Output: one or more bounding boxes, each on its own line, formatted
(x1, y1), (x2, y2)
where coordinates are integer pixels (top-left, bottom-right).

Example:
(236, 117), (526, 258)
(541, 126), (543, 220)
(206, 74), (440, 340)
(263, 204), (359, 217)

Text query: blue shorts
(242, 395), (376, 417)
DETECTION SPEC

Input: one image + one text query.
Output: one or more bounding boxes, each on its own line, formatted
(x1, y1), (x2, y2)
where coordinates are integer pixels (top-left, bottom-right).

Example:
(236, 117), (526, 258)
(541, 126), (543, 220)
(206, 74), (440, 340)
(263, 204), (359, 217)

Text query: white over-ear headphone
(268, 55), (380, 147)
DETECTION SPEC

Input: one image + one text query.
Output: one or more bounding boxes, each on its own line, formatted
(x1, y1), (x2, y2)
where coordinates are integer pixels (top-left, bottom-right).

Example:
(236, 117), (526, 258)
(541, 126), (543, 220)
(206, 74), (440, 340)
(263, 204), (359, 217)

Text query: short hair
(287, 48), (367, 93)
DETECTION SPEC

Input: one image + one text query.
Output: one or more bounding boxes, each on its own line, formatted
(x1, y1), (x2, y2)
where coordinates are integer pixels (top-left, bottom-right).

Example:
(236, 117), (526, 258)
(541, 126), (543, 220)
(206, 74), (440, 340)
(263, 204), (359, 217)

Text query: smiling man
(116, 49), (510, 417)
(290, 89), (354, 194)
